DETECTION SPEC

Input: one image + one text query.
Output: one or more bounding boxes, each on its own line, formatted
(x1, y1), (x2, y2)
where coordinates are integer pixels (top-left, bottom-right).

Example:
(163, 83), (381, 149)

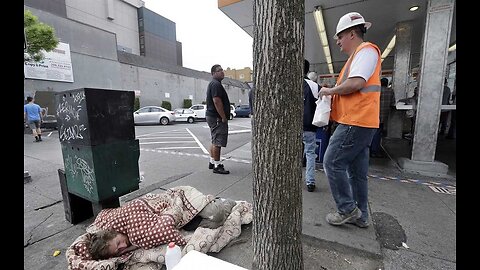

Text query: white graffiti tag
(64, 154), (95, 195)
(59, 124), (87, 142)
(56, 101), (82, 122)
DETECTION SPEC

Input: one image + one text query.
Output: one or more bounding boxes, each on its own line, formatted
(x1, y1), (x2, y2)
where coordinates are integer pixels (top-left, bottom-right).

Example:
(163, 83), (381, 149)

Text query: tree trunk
(252, 0), (305, 269)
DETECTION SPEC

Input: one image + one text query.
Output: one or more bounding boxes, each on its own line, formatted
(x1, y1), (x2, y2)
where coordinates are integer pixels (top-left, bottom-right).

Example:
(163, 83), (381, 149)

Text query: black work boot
(34, 136), (40, 142)
(38, 134), (42, 141)
(213, 164), (230, 174)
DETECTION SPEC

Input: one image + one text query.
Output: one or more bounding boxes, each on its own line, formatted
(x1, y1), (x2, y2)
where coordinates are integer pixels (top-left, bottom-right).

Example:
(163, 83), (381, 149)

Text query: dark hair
(341, 25), (366, 39)
(304, 59), (310, 76)
(380, 78), (389, 87)
(89, 230), (119, 260)
(27, 96), (33, 102)
(211, 64), (221, 75)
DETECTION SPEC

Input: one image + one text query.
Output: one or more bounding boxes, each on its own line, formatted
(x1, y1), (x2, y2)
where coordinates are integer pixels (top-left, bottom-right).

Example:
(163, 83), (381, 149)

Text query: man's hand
(319, 87), (333, 97)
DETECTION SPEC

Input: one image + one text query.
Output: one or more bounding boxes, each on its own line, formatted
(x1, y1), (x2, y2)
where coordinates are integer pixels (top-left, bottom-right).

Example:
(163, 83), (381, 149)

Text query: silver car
(134, 106), (174, 125)
(173, 108), (197, 123)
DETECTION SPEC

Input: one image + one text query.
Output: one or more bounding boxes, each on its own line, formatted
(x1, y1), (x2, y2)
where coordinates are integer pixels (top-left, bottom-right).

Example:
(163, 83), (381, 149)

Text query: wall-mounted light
(409, 5), (419, 11)
(313, 6), (334, 74)
(381, 35), (396, 62)
(448, 43), (456, 52)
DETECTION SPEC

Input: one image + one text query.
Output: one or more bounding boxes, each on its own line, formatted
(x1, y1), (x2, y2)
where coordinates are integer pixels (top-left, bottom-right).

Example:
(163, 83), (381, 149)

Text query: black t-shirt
(206, 79), (230, 118)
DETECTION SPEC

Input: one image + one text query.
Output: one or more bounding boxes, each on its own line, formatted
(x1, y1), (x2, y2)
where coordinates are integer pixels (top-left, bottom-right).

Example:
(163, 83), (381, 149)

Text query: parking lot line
(186, 128), (209, 154)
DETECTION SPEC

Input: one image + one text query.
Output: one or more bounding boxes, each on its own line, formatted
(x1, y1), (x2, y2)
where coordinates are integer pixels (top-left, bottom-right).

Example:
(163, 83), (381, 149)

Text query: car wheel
(160, 117), (169, 125)
(187, 117), (194, 123)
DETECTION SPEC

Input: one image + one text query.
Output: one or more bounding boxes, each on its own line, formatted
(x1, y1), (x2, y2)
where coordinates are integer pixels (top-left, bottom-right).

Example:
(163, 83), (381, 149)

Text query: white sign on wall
(24, 42), (74, 82)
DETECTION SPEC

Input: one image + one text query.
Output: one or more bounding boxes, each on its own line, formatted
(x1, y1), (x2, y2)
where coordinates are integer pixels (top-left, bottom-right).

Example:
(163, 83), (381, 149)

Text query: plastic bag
(312, 95), (331, 127)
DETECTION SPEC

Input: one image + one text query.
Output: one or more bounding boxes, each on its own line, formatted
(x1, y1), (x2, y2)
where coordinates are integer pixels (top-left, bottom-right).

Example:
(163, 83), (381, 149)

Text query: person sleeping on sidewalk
(83, 195), (237, 260)
(87, 196), (237, 260)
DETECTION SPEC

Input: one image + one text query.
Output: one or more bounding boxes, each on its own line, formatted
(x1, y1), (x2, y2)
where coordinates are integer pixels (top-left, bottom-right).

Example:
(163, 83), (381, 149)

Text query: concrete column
(392, 21), (413, 102)
(388, 21), (413, 139)
(399, 0), (455, 177)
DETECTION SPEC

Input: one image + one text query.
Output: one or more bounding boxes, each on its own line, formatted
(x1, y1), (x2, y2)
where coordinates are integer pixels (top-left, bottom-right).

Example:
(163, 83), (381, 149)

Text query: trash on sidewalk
(53, 250), (61, 257)
(24, 170), (32, 183)
(402, 242), (409, 249)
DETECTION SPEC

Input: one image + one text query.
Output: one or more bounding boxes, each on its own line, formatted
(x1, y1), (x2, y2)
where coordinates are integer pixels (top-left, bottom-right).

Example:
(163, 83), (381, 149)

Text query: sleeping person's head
(89, 229), (130, 260)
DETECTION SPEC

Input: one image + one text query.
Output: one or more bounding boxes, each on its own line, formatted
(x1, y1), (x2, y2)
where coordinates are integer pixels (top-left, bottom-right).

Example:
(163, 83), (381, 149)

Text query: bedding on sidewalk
(66, 186), (253, 270)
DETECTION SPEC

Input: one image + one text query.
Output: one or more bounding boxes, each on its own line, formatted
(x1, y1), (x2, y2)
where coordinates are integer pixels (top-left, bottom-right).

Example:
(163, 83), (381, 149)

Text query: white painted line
(154, 147), (201, 150)
(48, 132), (52, 137)
(139, 136), (191, 140)
(139, 141), (196, 145)
(229, 123), (252, 129)
(186, 128), (209, 154)
(136, 129), (184, 137)
(229, 129), (251, 134)
(139, 148), (250, 164)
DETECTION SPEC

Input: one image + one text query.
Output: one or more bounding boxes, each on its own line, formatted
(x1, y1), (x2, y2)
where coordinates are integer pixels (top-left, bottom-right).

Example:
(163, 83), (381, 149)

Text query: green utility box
(61, 139), (140, 202)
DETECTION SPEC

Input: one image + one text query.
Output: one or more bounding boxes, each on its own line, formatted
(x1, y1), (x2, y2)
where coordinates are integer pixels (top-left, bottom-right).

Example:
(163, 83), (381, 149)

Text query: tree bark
(252, 0), (305, 269)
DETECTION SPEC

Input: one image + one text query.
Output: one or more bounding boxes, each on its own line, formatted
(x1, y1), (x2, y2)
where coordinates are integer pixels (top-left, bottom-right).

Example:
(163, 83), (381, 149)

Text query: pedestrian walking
(206, 64), (231, 174)
(303, 59), (319, 192)
(319, 12), (381, 228)
(24, 96), (43, 142)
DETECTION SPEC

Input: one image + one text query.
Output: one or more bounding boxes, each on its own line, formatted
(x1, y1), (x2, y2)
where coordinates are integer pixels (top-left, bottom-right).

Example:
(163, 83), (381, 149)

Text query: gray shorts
(28, 120), (41, 130)
(206, 115), (228, 147)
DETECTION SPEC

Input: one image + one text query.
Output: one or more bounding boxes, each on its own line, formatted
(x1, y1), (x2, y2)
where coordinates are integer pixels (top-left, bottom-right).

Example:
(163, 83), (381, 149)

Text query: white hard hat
(334, 12), (371, 39)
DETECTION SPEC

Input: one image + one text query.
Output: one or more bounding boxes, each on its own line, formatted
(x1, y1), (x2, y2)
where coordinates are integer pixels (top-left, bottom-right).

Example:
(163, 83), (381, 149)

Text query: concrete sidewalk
(24, 134), (456, 270)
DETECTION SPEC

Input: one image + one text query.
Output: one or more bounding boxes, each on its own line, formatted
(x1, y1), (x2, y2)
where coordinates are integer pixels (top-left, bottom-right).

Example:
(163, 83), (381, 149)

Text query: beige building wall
(224, 67), (252, 82)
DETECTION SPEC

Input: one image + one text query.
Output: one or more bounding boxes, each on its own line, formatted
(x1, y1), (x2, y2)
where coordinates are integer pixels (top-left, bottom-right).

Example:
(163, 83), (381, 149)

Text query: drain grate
(428, 186), (456, 195)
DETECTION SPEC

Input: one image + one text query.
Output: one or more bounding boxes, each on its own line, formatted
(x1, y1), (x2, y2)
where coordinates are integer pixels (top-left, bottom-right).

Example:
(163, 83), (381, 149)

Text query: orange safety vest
(330, 42), (382, 128)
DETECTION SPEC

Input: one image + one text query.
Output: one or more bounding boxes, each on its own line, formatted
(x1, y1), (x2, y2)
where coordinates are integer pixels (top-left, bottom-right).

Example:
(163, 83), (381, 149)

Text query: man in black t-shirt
(206, 64), (231, 174)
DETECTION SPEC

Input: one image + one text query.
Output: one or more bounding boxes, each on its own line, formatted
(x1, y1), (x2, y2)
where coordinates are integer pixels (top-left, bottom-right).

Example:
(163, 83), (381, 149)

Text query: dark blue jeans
(370, 123), (384, 154)
(323, 124), (376, 222)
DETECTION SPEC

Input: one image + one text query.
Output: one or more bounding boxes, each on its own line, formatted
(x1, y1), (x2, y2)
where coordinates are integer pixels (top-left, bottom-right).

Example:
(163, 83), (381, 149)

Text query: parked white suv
(230, 105), (236, 120)
(190, 104), (236, 120)
(189, 104), (206, 119)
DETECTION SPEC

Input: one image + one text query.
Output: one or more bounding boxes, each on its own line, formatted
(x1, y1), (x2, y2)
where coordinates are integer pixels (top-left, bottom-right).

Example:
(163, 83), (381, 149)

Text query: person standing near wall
(303, 60), (319, 192)
(24, 96), (43, 142)
(319, 12), (381, 228)
(206, 64), (231, 174)
(446, 79), (456, 139)
(439, 78), (451, 135)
